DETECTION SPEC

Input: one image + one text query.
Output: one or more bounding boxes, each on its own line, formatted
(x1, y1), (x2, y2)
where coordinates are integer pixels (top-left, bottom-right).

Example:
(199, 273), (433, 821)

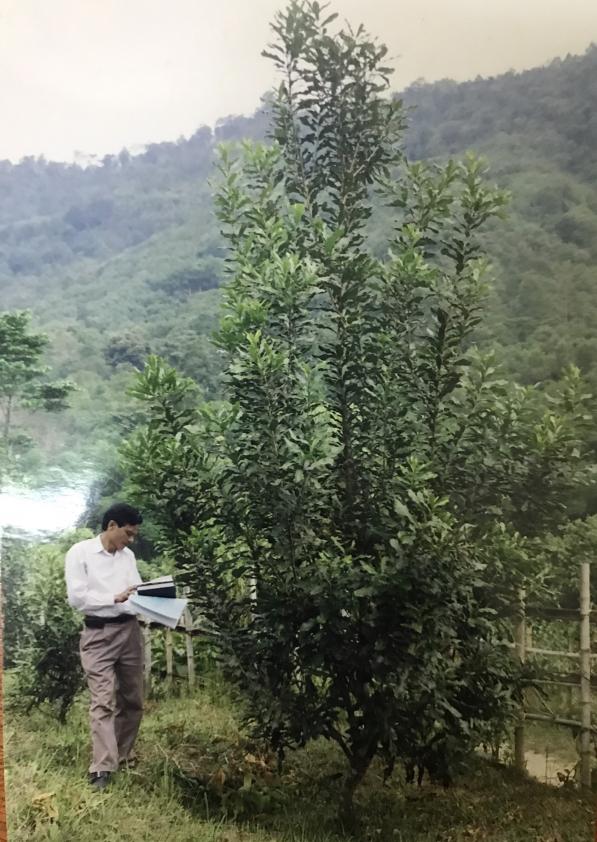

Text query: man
(65, 502), (144, 790)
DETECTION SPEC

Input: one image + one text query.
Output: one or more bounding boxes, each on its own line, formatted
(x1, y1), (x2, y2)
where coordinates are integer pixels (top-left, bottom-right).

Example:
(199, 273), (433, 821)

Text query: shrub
(123, 1), (593, 822)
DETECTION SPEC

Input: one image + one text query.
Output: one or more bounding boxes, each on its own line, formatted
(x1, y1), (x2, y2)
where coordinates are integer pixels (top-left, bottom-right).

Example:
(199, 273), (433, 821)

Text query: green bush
(11, 531), (89, 722)
(123, 1), (595, 822)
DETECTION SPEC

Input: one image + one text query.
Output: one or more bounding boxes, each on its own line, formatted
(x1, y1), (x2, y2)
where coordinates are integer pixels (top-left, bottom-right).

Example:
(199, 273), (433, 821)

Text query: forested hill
(1, 46), (596, 468)
(402, 45), (597, 386)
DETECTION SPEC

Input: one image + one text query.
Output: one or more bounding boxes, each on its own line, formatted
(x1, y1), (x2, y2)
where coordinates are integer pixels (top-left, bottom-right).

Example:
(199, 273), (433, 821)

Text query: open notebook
(129, 594), (188, 629)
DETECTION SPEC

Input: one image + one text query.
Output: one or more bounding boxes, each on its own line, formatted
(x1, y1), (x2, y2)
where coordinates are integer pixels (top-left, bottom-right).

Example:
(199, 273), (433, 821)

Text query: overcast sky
(1, 0), (596, 163)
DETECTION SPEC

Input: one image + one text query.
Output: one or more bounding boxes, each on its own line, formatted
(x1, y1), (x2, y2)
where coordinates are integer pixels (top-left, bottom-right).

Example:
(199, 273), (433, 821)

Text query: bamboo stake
(184, 608), (195, 692)
(524, 646), (580, 659)
(525, 712), (597, 734)
(514, 588), (526, 771)
(567, 626), (575, 715)
(579, 562), (592, 791)
(504, 641), (597, 658)
(165, 629), (174, 690)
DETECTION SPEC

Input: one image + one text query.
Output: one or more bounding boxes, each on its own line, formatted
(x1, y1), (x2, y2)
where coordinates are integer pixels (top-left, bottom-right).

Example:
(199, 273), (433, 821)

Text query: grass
(4, 673), (595, 842)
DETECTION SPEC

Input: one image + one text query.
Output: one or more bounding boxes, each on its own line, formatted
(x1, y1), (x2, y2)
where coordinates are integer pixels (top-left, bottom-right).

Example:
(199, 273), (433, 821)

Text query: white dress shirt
(65, 535), (142, 618)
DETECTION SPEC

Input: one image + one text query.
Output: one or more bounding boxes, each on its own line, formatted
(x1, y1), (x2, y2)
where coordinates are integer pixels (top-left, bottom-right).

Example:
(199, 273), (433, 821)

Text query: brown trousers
(79, 619), (144, 773)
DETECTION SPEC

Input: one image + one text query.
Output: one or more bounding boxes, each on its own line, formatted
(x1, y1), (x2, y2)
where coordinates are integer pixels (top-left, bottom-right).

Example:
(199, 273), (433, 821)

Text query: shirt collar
(93, 535), (108, 554)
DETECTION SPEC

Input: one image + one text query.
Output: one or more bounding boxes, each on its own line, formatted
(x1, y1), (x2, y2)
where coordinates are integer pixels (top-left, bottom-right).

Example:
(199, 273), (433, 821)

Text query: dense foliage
(122, 2), (594, 820)
(8, 531), (89, 722)
(1, 533), (30, 669)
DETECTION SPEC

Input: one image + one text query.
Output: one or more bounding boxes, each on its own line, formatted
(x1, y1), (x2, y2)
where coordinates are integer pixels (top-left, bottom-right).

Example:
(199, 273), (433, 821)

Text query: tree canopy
(0, 310), (74, 481)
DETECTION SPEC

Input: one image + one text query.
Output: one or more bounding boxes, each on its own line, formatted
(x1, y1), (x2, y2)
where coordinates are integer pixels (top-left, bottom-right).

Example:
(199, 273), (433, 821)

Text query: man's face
(107, 521), (139, 551)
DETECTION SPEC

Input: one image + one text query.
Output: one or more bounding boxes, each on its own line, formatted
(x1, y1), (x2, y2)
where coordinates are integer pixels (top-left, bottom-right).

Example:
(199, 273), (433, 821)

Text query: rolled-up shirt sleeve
(65, 547), (116, 612)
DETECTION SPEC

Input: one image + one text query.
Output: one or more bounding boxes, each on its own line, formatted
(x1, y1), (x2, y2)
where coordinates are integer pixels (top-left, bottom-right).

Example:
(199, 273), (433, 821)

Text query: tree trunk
(340, 769), (363, 830)
(340, 751), (375, 831)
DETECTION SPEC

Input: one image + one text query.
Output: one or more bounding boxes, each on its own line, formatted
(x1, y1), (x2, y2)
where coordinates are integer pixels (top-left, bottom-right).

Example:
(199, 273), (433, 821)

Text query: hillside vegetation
(1, 46), (596, 472)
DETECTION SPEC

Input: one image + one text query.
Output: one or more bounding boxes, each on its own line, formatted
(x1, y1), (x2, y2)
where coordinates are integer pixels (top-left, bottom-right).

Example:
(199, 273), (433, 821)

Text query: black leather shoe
(89, 771), (111, 790)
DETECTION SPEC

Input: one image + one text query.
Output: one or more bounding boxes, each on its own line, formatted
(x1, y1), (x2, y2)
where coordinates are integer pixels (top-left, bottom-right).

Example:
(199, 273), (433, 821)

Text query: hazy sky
(1, 0), (596, 163)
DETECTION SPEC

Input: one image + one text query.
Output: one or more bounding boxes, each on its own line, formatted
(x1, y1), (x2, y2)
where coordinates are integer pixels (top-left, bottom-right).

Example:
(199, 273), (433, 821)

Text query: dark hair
(101, 503), (143, 531)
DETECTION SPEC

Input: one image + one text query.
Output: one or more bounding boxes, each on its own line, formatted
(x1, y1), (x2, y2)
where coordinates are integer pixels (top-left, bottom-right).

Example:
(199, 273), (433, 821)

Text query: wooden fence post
(567, 626), (575, 715)
(165, 629), (174, 691)
(143, 624), (152, 698)
(184, 608), (195, 692)
(514, 588), (527, 771)
(579, 561), (592, 791)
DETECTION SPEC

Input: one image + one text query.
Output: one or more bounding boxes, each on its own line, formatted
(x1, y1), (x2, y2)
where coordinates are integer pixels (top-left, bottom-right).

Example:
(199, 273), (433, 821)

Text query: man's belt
(84, 614), (136, 629)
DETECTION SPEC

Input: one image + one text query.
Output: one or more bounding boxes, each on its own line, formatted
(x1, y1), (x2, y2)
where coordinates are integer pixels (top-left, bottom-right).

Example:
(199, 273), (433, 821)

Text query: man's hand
(114, 586), (137, 604)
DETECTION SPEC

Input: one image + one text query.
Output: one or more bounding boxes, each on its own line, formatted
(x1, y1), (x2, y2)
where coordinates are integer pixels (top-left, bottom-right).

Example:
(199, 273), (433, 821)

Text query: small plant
(10, 531), (89, 722)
